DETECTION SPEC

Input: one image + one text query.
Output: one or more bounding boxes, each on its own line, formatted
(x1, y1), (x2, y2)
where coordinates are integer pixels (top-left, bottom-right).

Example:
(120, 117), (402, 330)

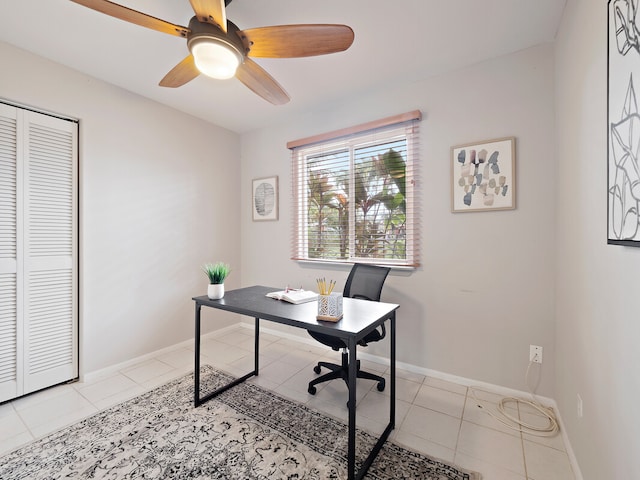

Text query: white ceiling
(0, 0), (566, 134)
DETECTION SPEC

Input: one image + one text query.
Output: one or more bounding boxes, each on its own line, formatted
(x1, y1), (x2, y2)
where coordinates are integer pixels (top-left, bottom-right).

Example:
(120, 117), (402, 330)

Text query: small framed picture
(451, 137), (516, 212)
(252, 176), (278, 221)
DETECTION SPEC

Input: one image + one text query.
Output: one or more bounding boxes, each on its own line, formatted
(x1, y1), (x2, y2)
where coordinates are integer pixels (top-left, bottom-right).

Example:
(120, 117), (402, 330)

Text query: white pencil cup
(317, 293), (343, 322)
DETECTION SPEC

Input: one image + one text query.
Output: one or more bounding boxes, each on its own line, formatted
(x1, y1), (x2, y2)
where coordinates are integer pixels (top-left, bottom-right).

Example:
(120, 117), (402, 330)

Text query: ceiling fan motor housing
(186, 17), (245, 62)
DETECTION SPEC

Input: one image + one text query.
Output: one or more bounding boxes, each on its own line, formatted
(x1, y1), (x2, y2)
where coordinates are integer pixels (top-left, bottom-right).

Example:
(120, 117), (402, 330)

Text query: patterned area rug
(0, 366), (480, 479)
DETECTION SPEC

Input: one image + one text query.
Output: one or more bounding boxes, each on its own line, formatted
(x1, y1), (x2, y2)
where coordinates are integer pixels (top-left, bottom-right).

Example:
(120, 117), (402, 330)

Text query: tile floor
(0, 326), (576, 480)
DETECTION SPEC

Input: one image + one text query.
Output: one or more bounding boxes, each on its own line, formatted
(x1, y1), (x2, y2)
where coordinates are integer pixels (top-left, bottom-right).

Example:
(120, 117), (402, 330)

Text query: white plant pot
(207, 283), (225, 300)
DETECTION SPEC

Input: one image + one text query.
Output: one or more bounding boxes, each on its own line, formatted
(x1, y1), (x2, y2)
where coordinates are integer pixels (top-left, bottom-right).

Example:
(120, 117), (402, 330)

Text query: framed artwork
(451, 137), (516, 212)
(608, 1), (640, 246)
(252, 176), (278, 221)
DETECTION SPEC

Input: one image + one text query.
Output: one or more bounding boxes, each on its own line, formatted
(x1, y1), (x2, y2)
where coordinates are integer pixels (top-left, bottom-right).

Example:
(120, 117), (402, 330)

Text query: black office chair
(307, 263), (391, 395)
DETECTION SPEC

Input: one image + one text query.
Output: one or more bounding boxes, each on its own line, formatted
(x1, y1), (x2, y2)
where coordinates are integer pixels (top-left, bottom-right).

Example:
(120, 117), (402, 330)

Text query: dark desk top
(193, 285), (399, 342)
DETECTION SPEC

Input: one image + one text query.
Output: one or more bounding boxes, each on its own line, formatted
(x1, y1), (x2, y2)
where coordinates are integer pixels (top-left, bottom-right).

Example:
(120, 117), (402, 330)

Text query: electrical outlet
(577, 394), (583, 418)
(529, 345), (543, 363)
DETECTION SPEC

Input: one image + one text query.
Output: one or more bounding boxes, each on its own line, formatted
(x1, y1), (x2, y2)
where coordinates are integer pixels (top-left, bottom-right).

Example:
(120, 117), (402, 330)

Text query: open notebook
(265, 289), (318, 304)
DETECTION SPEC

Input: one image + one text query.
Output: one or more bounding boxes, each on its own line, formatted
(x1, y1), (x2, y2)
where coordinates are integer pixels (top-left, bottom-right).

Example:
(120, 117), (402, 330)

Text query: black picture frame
(252, 176), (278, 221)
(608, 0), (640, 246)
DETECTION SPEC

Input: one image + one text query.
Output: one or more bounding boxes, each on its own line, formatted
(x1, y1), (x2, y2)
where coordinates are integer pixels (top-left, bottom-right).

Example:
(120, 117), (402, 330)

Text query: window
(289, 111), (421, 267)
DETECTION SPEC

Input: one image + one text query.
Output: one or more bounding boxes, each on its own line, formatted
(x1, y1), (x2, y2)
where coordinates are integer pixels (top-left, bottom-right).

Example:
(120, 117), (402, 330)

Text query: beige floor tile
(414, 384), (466, 418)
(0, 407), (29, 440)
(260, 340), (295, 360)
(19, 388), (98, 438)
(462, 396), (524, 438)
(457, 420), (526, 476)
(399, 404), (461, 450)
(199, 339), (251, 365)
(156, 347), (194, 369)
(256, 359), (307, 386)
(140, 364), (191, 390)
(121, 358), (176, 384)
(394, 429), (456, 463)
(223, 350), (279, 373)
(74, 372), (140, 404)
(216, 329), (254, 346)
(273, 383), (313, 405)
(15, 388), (97, 431)
(379, 374), (422, 403)
(306, 396), (349, 423)
(280, 365), (324, 394)
(0, 431), (34, 456)
(246, 374), (280, 391)
(0, 402), (14, 417)
(523, 439), (575, 480)
(308, 376), (372, 406)
(519, 410), (566, 451)
(395, 368), (426, 384)
(424, 376), (468, 395)
(357, 413), (393, 437)
(278, 347), (324, 368)
(11, 383), (76, 411)
(93, 385), (147, 411)
(455, 451), (527, 480)
(357, 389), (411, 426)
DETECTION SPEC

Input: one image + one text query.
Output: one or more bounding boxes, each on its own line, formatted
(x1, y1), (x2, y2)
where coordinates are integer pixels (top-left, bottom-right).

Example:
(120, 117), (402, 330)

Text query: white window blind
(289, 111), (421, 267)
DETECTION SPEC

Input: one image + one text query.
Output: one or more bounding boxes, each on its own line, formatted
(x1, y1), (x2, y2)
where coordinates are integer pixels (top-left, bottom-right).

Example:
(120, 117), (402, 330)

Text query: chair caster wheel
(377, 379), (386, 392)
(308, 385), (317, 395)
(313, 365), (321, 374)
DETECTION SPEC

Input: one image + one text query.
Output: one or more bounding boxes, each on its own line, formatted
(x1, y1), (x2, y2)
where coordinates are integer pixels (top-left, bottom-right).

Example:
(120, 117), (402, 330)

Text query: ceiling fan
(69, 0), (355, 105)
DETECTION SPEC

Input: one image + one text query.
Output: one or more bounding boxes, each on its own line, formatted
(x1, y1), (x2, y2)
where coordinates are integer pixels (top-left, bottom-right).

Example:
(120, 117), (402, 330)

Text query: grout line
(519, 400), (530, 479)
(452, 386), (470, 454)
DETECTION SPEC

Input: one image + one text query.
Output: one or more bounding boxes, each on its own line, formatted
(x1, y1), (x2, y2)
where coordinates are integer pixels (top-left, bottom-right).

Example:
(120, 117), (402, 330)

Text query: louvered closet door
(22, 111), (78, 394)
(0, 104), (22, 402)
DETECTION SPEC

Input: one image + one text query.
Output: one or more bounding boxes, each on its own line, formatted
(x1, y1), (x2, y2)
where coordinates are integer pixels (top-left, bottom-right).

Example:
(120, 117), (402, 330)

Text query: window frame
(289, 111), (421, 268)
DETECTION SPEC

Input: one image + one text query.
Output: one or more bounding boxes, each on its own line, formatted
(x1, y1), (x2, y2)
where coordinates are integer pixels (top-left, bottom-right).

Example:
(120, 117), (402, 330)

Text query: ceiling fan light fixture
(190, 37), (242, 80)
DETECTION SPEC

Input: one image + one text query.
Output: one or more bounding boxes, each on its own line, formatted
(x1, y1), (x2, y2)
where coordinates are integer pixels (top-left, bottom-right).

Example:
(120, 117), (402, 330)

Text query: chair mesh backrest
(343, 264), (391, 302)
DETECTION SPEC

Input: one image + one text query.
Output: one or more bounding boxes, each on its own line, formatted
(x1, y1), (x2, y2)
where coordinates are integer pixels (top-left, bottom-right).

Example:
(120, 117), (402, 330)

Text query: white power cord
(468, 361), (559, 437)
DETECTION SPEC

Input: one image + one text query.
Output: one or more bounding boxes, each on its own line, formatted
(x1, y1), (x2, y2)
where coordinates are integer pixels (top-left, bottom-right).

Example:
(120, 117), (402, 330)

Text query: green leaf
(202, 262), (231, 284)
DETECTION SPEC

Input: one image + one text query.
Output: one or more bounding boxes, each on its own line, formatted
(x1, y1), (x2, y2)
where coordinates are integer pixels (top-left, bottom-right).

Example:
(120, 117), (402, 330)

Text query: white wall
(555, 0), (640, 477)
(0, 42), (242, 374)
(240, 44), (558, 395)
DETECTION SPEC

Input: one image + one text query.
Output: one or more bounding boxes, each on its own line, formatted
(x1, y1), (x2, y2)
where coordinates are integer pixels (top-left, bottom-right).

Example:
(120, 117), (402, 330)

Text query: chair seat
(308, 328), (383, 350)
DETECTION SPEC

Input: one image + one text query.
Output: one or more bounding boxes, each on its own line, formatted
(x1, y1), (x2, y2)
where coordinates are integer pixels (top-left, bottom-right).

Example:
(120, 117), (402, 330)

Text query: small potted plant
(202, 262), (231, 300)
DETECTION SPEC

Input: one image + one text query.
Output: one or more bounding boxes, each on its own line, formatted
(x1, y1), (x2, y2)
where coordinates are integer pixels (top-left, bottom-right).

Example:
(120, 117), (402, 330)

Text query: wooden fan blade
(189, 0), (227, 32)
(70, 0), (189, 37)
(238, 24), (354, 58)
(235, 58), (290, 105)
(159, 55), (200, 88)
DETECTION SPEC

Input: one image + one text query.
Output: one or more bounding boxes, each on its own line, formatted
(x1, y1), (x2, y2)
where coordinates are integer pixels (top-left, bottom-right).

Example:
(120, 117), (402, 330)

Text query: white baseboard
(237, 321), (556, 402)
(81, 324), (239, 383)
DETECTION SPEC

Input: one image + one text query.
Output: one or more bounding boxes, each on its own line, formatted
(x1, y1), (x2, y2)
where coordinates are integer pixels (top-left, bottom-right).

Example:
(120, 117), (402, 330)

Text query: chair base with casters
(307, 348), (386, 395)
(307, 322), (387, 395)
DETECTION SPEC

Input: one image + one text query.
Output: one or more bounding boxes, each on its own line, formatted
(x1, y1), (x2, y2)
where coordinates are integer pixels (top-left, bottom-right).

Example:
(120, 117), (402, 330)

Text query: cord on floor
(469, 361), (559, 437)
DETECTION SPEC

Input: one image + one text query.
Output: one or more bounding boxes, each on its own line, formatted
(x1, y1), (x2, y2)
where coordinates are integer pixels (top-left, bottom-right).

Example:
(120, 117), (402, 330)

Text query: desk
(193, 285), (398, 480)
